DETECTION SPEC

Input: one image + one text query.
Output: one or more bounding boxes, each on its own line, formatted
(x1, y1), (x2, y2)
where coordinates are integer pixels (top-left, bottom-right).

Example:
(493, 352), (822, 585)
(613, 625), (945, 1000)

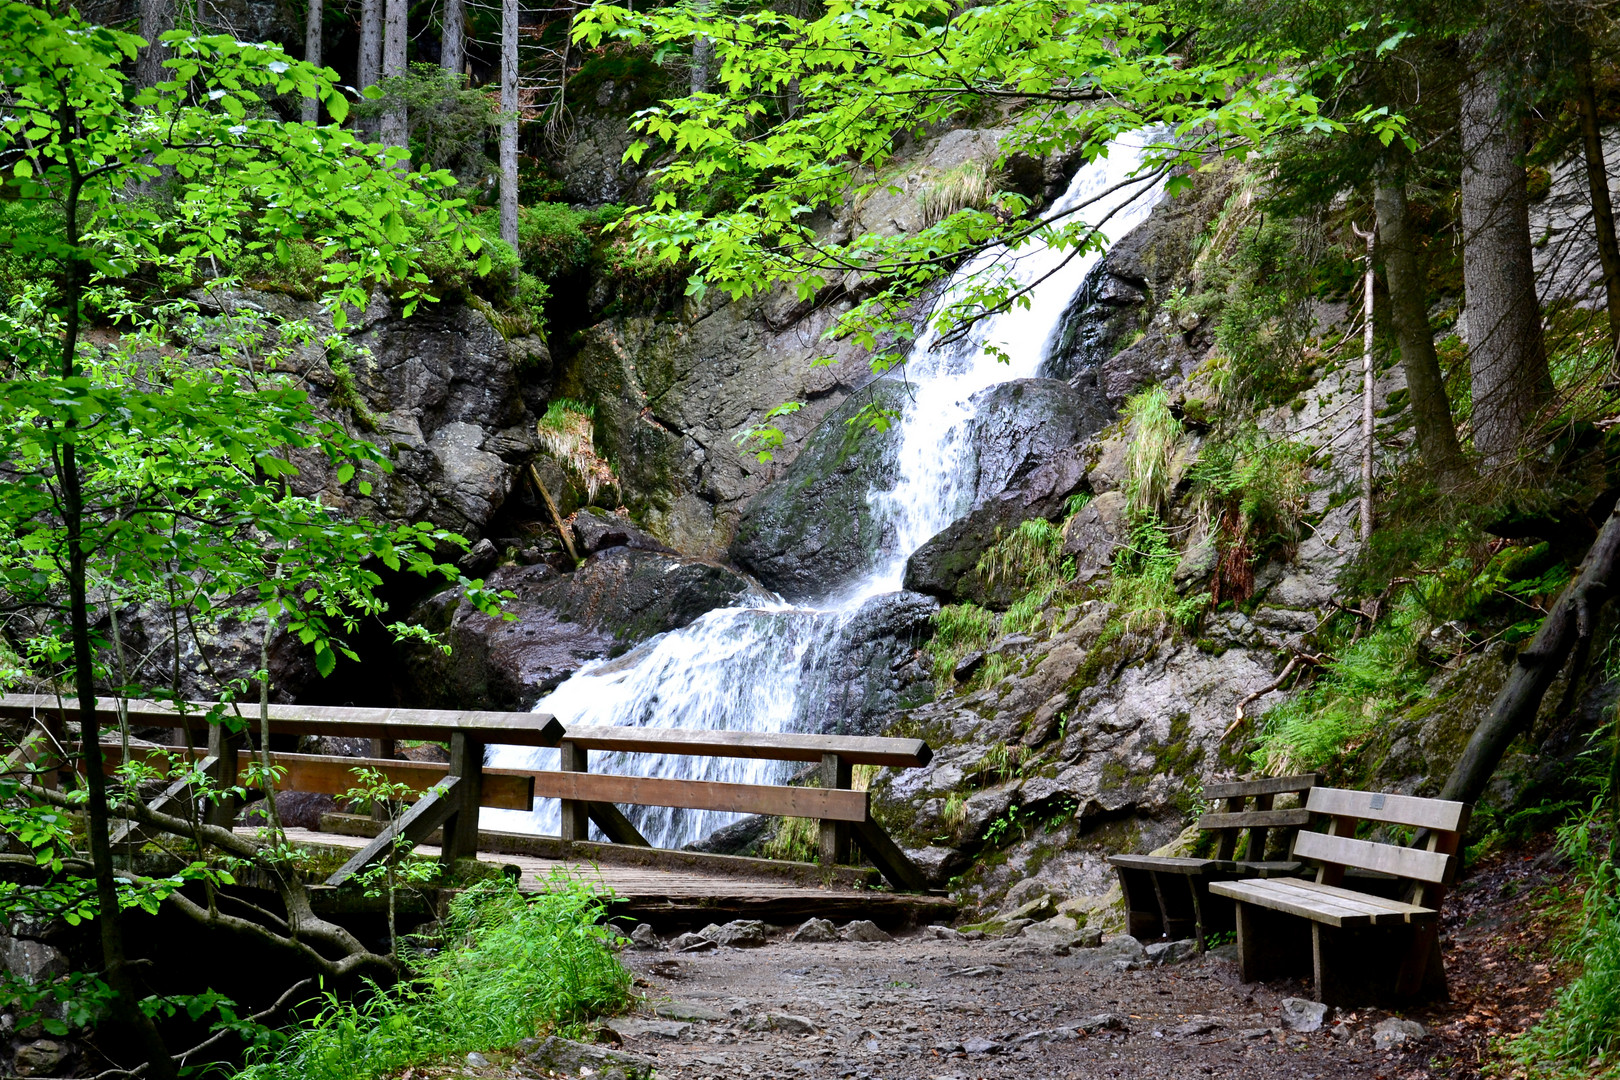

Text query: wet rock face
(729, 381), (910, 601)
(400, 552), (771, 710)
(798, 591), (938, 737)
(903, 379), (1109, 606)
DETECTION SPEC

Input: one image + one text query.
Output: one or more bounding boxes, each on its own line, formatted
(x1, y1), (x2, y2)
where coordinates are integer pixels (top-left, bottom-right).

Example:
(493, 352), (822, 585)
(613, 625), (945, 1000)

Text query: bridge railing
(0, 695), (934, 892)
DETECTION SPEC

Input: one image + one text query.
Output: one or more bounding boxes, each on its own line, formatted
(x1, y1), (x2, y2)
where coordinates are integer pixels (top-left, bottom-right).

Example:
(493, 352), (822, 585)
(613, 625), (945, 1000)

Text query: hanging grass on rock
(238, 878), (630, 1080)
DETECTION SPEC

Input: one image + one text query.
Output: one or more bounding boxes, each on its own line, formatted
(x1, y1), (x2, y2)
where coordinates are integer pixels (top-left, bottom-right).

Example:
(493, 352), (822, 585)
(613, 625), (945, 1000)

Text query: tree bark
(1373, 172), (1470, 485)
(499, 0), (520, 251)
(136, 0), (174, 91)
(1458, 45), (1552, 469)
(358, 0), (383, 136)
(441, 0), (465, 77)
(689, 0), (714, 95)
(379, 0), (408, 150)
(1441, 502), (1620, 806)
(301, 0), (322, 125)
(1573, 41), (1620, 364)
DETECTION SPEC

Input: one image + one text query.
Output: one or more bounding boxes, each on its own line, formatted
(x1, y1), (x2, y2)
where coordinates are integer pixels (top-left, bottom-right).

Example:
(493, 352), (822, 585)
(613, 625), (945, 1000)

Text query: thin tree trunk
(136, 0), (175, 91)
(302, 0), (323, 125)
(379, 0), (408, 150)
(60, 139), (178, 1080)
(1441, 501), (1620, 806)
(358, 0), (383, 137)
(1373, 172), (1470, 485)
(1352, 221), (1376, 542)
(499, 0), (520, 251)
(1573, 42), (1620, 366)
(441, 0), (465, 77)
(689, 0), (714, 95)
(1458, 42), (1552, 469)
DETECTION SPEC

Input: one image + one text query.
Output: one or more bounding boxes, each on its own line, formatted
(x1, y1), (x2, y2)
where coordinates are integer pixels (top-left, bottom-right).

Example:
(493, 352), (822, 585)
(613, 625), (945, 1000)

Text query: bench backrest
(1197, 773), (1319, 862)
(1296, 787), (1471, 904)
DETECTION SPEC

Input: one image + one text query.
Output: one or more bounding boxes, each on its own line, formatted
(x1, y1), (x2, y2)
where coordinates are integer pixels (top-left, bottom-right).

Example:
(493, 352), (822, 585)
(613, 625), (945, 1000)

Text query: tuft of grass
(1121, 386), (1183, 522)
(1507, 791), (1620, 1078)
(926, 602), (995, 693)
(977, 518), (1064, 592)
(763, 815), (819, 863)
(919, 160), (997, 226)
(238, 878), (630, 1080)
(1251, 599), (1425, 773)
(1106, 518), (1208, 632)
(536, 398), (617, 505)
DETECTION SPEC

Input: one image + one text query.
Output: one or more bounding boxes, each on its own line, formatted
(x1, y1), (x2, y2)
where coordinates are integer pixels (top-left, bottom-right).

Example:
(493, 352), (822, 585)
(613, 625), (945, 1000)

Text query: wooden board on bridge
(280, 827), (957, 930)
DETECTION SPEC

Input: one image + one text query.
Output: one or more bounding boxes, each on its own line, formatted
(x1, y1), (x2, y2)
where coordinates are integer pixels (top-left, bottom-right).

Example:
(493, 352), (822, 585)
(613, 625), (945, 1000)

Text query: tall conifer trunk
(302, 0), (322, 124)
(1573, 40), (1620, 362)
(136, 0), (174, 90)
(358, 0), (382, 137)
(380, 0), (408, 149)
(1373, 172), (1469, 485)
(1458, 43), (1552, 469)
(499, 0), (519, 251)
(442, 0), (465, 76)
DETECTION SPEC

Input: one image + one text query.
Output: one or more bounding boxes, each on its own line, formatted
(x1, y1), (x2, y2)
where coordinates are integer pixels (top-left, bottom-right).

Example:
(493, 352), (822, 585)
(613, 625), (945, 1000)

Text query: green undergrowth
(238, 878), (630, 1080)
(1505, 789), (1620, 1078)
(1251, 599), (1426, 773)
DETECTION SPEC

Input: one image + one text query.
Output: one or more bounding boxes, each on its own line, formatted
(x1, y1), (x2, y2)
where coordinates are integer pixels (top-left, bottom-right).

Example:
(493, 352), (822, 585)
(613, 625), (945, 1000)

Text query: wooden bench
(1209, 787), (1469, 1005)
(1108, 773), (1317, 949)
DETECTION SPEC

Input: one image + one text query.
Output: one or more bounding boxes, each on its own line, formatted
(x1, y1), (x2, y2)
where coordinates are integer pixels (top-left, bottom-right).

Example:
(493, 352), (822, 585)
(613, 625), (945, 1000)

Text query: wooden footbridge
(0, 694), (954, 927)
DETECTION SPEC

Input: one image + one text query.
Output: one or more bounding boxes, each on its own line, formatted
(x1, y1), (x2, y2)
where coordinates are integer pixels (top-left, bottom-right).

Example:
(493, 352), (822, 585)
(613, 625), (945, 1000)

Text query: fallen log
(1440, 504), (1620, 805)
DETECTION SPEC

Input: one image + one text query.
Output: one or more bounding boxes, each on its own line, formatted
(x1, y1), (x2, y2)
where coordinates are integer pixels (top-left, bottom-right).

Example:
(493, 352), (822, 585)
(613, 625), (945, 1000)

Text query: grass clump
(1121, 386), (1183, 521)
(764, 815), (819, 863)
(537, 398), (617, 505)
(919, 160), (998, 226)
(1506, 790), (1620, 1078)
(1251, 599), (1426, 773)
(239, 878), (630, 1080)
(926, 603), (996, 692)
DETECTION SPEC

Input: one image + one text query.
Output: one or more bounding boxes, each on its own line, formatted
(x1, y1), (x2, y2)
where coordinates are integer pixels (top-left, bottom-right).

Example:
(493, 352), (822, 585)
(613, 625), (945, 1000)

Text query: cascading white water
(483, 133), (1168, 848)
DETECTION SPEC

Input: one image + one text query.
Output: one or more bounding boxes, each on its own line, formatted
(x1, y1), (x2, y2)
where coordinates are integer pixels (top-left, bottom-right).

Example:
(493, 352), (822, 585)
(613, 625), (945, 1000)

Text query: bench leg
(1314, 924), (1419, 1007)
(1235, 902), (1309, 984)
(1115, 868), (1164, 941)
(1395, 923), (1447, 1000)
(1152, 872), (1199, 942)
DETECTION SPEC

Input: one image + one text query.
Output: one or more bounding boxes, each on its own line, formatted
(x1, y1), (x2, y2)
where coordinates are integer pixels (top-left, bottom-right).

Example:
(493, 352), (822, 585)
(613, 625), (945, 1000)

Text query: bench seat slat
(1305, 786), (1468, 833)
(1209, 879), (1375, 927)
(1196, 808), (1312, 830)
(1212, 877), (1437, 926)
(1293, 830), (1452, 884)
(1263, 878), (1434, 918)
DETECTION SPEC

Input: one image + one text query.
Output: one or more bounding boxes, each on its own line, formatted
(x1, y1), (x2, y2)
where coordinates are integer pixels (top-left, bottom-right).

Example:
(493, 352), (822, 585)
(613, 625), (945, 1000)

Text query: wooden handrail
(0, 694), (565, 748)
(555, 725), (932, 767)
(98, 743), (536, 812)
(530, 770), (870, 822)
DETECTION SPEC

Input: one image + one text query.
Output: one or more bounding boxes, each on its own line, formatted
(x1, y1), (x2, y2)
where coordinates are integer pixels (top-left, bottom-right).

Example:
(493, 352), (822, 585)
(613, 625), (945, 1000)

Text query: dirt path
(604, 929), (1422, 1080)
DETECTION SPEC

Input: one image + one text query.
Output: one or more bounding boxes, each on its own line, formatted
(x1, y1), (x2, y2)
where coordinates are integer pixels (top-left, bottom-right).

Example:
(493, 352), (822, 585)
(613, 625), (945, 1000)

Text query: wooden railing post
(204, 724), (245, 829)
(370, 738), (397, 822)
(819, 752), (852, 866)
(559, 740), (588, 842)
(440, 731), (483, 869)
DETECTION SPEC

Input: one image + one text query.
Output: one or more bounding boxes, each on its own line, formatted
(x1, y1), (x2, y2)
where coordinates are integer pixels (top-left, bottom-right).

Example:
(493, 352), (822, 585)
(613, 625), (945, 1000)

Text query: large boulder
(903, 379), (1108, 605)
(401, 551), (771, 710)
(730, 380), (910, 601)
(798, 590), (938, 736)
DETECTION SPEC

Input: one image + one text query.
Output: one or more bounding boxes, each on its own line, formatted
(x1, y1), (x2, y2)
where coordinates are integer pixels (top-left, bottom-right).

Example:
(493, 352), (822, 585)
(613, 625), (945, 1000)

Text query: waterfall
(483, 133), (1168, 848)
